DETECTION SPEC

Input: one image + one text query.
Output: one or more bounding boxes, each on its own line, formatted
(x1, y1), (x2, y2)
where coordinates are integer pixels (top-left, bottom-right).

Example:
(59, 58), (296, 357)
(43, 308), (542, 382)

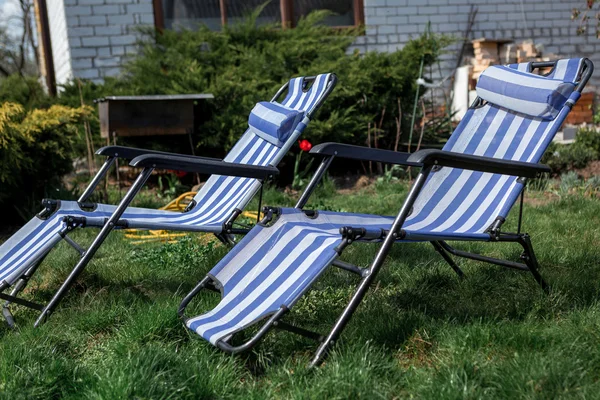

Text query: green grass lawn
(1, 181), (600, 399)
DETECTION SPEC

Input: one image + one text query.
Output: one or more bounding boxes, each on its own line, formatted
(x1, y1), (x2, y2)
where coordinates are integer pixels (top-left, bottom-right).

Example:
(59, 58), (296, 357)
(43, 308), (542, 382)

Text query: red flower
(299, 139), (312, 152)
(168, 169), (188, 178)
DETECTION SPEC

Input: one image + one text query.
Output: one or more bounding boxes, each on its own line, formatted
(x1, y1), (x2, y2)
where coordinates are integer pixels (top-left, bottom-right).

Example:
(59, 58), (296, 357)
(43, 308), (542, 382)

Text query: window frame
(153, 0), (364, 31)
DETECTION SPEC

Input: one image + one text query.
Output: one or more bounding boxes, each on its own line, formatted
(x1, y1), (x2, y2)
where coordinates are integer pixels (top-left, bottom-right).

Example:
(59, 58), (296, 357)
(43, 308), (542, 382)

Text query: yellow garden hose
(124, 192), (261, 244)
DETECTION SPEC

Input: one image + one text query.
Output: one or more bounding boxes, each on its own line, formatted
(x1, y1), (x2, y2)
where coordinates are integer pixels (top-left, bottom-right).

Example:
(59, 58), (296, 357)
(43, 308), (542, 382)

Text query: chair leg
(431, 241), (464, 278)
(310, 167), (432, 367)
(2, 257), (46, 328)
(178, 276), (211, 319)
(309, 270), (378, 367)
(33, 167), (154, 327)
(518, 234), (550, 293)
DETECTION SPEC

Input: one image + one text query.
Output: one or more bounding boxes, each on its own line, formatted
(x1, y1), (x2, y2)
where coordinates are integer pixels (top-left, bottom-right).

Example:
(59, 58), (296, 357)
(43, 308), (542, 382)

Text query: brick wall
(50, 0), (154, 85)
(350, 0), (600, 88)
(51, 0), (599, 87)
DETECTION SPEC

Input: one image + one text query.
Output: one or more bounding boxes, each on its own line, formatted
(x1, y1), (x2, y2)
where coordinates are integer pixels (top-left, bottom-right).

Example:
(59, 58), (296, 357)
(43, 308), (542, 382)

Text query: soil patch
(576, 160), (600, 179)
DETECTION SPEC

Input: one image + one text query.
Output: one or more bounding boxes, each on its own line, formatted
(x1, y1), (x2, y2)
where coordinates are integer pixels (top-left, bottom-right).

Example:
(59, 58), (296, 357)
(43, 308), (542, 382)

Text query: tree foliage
(572, 1), (600, 37)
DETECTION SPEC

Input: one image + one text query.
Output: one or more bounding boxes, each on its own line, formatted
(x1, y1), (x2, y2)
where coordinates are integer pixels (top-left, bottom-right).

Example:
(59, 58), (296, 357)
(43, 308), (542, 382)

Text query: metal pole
(518, 235), (549, 292)
(407, 57), (425, 153)
(34, 167), (154, 327)
(178, 276), (211, 319)
(295, 156), (334, 209)
(309, 166), (431, 367)
(78, 157), (116, 203)
(517, 186), (525, 235)
(431, 241), (464, 277)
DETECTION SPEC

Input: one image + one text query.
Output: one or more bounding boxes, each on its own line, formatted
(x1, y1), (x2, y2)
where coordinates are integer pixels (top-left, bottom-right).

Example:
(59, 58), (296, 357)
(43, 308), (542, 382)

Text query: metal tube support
(216, 307), (288, 354)
(295, 156), (334, 209)
(332, 260), (367, 277)
(431, 241), (464, 278)
(34, 167), (154, 327)
(438, 240), (530, 271)
(78, 157), (116, 203)
(517, 234), (549, 293)
(309, 167), (432, 367)
(62, 235), (86, 256)
(517, 186), (525, 235)
(273, 320), (324, 342)
(256, 182), (264, 224)
(2, 253), (50, 327)
(178, 276), (211, 319)
(3, 279), (35, 327)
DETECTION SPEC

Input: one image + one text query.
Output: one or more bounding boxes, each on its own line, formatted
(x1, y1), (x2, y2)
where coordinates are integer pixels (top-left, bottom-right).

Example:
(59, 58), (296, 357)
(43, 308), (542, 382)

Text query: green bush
(0, 102), (90, 222)
(59, 8), (452, 157)
(543, 141), (596, 173)
(0, 74), (53, 110)
(575, 128), (600, 158)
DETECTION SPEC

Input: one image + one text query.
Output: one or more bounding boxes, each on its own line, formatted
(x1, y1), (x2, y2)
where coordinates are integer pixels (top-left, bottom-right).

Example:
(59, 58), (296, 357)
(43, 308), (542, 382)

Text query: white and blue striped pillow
(476, 65), (575, 120)
(248, 101), (305, 147)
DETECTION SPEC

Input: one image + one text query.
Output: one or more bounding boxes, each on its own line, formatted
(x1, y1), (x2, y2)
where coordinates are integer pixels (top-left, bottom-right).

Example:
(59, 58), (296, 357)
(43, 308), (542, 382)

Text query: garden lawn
(1, 181), (600, 399)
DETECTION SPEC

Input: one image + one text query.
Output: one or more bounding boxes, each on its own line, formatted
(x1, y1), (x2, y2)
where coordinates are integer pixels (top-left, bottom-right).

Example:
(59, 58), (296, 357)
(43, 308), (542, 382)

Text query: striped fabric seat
(0, 74), (334, 287)
(185, 205), (495, 345)
(186, 208), (394, 345)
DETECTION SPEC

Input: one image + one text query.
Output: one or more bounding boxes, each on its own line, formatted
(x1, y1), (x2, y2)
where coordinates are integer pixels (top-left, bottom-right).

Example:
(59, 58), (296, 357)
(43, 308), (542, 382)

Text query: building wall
(350, 0), (600, 88)
(52, 0), (599, 87)
(56, 0), (154, 85)
(47, 0), (72, 85)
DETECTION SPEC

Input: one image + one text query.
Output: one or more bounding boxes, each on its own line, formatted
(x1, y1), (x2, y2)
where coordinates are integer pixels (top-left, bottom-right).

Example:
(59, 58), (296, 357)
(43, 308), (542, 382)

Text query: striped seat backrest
(186, 74), (334, 227)
(403, 59), (584, 236)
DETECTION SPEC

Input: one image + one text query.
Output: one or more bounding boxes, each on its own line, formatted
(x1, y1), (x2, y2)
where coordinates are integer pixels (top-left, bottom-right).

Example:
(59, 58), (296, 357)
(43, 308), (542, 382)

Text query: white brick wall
(52, 0), (154, 85)
(352, 0), (600, 87)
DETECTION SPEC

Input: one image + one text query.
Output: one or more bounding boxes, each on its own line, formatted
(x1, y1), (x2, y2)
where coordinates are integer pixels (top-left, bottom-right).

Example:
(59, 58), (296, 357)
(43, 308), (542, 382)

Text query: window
(293, 0), (357, 27)
(155, 0), (363, 31)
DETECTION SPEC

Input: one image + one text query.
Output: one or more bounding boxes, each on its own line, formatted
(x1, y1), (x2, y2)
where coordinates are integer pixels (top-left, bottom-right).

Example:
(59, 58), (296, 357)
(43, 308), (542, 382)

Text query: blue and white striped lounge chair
(178, 58), (593, 366)
(0, 73), (337, 327)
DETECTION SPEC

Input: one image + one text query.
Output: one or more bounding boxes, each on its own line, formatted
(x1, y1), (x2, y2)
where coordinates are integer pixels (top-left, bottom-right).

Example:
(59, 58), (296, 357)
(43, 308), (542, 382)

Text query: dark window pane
(293, 0), (354, 26)
(162, 0), (280, 31)
(227, 0), (281, 26)
(162, 0), (222, 30)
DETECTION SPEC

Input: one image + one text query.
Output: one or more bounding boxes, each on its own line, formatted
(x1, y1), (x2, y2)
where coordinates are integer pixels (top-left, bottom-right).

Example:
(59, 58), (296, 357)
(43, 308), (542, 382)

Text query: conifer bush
(0, 102), (90, 222)
(65, 8), (451, 156)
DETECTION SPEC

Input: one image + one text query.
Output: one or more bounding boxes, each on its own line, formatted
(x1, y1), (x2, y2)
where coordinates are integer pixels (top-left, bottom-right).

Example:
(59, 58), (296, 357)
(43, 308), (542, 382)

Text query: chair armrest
(130, 154), (279, 180)
(96, 146), (220, 162)
(407, 149), (551, 178)
(309, 142), (421, 167)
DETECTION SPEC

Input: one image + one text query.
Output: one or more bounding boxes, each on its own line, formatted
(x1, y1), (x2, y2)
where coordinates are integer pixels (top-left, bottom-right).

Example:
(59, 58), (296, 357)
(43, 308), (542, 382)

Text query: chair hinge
(223, 209), (242, 233)
(102, 217), (128, 229)
(78, 201), (97, 211)
(485, 216), (506, 241)
(61, 216), (87, 231)
(37, 199), (60, 220)
(259, 207), (280, 226)
(183, 199), (197, 213)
